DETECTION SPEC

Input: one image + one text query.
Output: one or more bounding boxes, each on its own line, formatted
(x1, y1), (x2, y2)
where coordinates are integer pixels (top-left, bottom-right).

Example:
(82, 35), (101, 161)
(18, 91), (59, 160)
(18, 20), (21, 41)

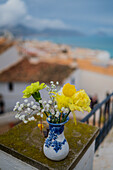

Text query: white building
(0, 58), (75, 112)
(1, 54), (113, 113)
(64, 59), (113, 102)
(0, 45), (22, 72)
(65, 69), (113, 101)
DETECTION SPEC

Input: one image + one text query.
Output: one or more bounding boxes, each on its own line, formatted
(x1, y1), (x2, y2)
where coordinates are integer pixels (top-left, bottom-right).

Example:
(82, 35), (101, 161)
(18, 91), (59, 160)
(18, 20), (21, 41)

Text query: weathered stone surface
(93, 127), (113, 170)
(0, 119), (99, 170)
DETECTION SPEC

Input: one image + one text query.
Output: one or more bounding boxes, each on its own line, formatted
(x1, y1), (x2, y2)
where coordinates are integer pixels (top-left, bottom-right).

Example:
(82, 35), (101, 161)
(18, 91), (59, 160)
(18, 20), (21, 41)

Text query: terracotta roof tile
(0, 41), (14, 54)
(0, 58), (75, 84)
(77, 58), (113, 77)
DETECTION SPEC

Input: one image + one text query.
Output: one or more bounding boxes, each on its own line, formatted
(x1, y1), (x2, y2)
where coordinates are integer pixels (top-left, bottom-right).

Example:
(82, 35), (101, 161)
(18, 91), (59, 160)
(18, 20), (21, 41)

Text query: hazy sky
(0, 0), (113, 34)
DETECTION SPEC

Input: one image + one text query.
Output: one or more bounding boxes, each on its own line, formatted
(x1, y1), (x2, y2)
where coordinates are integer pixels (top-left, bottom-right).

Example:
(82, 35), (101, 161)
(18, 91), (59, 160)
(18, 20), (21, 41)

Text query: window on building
(8, 82), (13, 91)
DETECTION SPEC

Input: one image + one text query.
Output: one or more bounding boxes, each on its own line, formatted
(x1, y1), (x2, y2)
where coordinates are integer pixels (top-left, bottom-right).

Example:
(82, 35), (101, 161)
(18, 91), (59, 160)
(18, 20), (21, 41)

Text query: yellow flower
(23, 81), (46, 98)
(38, 123), (44, 130)
(55, 93), (69, 110)
(69, 90), (91, 113)
(63, 83), (76, 97)
(55, 88), (91, 113)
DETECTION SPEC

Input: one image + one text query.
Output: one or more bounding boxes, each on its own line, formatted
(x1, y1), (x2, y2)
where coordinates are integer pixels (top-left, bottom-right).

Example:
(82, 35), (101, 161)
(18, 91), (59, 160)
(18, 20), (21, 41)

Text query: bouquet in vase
(14, 81), (91, 127)
(13, 81), (91, 161)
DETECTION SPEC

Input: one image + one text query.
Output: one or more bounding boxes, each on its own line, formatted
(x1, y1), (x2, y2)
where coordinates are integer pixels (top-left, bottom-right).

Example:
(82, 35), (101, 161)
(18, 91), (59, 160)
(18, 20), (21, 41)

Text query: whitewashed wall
(63, 69), (80, 90)
(0, 82), (29, 112)
(78, 69), (113, 101)
(0, 82), (50, 112)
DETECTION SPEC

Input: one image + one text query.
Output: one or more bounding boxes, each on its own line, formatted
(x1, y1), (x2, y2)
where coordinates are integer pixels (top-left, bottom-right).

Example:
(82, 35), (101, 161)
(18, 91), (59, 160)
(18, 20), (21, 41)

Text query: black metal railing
(81, 92), (113, 151)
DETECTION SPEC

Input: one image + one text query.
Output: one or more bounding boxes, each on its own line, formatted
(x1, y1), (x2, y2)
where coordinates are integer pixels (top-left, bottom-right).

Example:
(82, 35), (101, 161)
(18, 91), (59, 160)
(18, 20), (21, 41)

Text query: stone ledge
(0, 119), (99, 170)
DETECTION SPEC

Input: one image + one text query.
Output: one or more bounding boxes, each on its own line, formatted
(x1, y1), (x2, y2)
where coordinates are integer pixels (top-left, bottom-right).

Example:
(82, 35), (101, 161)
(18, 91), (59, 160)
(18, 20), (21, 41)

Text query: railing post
(93, 113), (96, 126)
(98, 108), (102, 127)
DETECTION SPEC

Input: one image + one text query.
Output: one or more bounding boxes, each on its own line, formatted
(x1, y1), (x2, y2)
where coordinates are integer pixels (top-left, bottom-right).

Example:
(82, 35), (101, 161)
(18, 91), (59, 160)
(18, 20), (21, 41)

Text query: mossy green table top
(0, 119), (99, 170)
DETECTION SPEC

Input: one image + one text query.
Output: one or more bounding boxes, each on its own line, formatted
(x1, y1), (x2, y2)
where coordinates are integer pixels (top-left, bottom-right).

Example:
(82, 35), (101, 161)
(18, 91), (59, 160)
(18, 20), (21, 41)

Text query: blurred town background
(0, 0), (113, 169)
(0, 0), (113, 150)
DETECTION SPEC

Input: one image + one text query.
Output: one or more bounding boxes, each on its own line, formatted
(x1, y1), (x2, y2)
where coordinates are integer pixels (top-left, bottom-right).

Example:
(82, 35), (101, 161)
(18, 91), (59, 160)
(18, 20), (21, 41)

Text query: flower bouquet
(14, 81), (91, 161)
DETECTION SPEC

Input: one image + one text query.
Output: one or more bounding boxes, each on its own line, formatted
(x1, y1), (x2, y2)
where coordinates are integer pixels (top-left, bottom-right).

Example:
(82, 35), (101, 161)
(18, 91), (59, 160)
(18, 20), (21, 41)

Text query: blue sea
(25, 35), (113, 58)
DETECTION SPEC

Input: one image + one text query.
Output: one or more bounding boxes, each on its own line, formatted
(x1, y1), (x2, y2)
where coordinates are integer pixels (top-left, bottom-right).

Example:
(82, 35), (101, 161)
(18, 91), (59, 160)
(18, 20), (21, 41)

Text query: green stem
(44, 111), (48, 117)
(41, 118), (42, 133)
(64, 110), (71, 121)
(60, 112), (62, 123)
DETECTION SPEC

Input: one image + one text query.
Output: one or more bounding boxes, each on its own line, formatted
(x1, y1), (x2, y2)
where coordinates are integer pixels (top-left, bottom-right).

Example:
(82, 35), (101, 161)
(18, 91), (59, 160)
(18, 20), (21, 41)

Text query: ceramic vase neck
(49, 124), (64, 135)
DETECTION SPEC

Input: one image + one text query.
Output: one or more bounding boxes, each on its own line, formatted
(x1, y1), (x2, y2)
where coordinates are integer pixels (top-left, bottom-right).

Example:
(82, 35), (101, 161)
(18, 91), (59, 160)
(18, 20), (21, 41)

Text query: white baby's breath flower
(39, 100), (42, 104)
(22, 115), (25, 118)
(27, 103), (30, 107)
(15, 114), (19, 118)
(48, 100), (52, 104)
(13, 107), (17, 111)
(31, 101), (34, 105)
(54, 105), (58, 109)
(25, 110), (28, 113)
(65, 108), (69, 113)
(51, 110), (55, 115)
(43, 101), (47, 105)
(20, 104), (24, 108)
(51, 84), (56, 89)
(41, 109), (45, 113)
(56, 111), (59, 115)
(41, 114), (43, 118)
(55, 111), (59, 118)
(46, 86), (50, 90)
(61, 107), (65, 112)
(27, 108), (31, 112)
(28, 117), (31, 121)
(19, 115), (25, 120)
(45, 104), (50, 108)
(19, 116), (21, 120)
(52, 84), (56, 88)
(37, 112), (40, 116)
(30, 116), (35, 121)
(23, 120), (28, 124)
(32, 105), (37, 109)
(18, 107), (22, 111)
(24, 99), (28, 103)
(55, 114), (59, 118)
(50, 81), (54, 84)
(16, 101), (20, 106)
(19, 115), (24, 120)
(56, 81), (59, 85)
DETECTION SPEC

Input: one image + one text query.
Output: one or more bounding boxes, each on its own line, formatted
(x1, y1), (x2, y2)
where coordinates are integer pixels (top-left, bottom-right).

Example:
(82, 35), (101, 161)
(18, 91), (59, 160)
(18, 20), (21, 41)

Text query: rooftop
(0, 58), (75, 84)
(77, 58), (113, 77)
(0, 38), (14, 55)
(0, 45), (22, 72)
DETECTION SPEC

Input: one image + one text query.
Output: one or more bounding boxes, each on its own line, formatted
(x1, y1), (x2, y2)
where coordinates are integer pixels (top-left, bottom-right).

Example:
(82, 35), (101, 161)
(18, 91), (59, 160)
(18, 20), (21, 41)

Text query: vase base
(43, 142), (69, 161)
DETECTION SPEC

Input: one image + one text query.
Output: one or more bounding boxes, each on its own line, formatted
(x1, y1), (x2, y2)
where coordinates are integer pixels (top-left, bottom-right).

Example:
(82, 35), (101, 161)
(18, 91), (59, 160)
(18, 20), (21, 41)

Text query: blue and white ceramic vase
(43, 117), (69, 161)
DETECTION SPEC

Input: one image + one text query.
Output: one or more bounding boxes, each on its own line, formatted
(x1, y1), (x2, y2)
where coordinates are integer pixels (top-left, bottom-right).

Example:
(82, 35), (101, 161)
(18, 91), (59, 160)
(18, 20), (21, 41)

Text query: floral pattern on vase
(43, 117), (69, 161)
(45, 126), (67, 153)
